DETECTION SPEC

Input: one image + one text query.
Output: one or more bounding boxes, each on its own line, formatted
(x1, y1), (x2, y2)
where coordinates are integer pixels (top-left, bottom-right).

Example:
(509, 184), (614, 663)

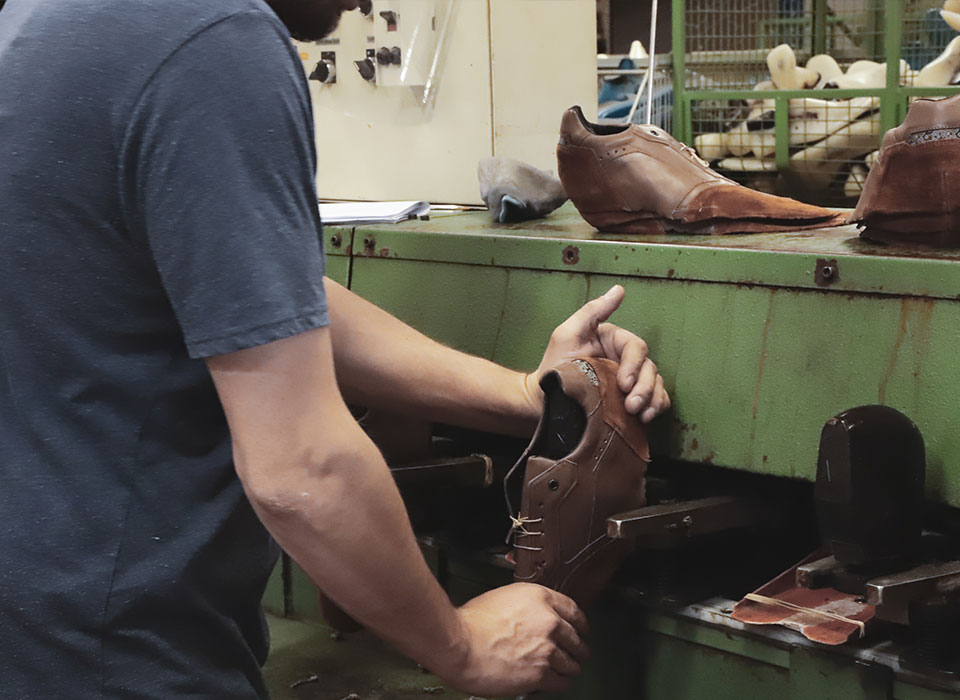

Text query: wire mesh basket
(673, 0), (960, 206)
(597, 54), (675, 133)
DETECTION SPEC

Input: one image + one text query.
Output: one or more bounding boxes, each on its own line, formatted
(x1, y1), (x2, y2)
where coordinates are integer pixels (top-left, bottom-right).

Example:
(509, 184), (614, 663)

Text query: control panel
(294, 0), (596, 204)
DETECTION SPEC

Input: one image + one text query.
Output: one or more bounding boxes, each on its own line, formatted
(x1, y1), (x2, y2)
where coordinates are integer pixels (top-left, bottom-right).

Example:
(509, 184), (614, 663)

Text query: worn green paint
(791, 647), (892, 700)
(774, 94), (790, 170)
(323, 225), (353, 286)
(671, 0), (688, 143)
(643, 609), (791, 669)
(640, 634), (788, 700)
(894, 680), (960, 700)
(880, 0), (903, 134)
(352, 207), (960, 301)
(345, 208), (960, 506)
(263, 614), (479, 700)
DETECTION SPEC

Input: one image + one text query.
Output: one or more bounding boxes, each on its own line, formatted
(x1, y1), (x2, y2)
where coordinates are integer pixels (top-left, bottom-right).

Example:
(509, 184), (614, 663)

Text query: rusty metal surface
(365, 203), (960, 261)
(346, 205), (960, 507)
(352, 204), (960, 303)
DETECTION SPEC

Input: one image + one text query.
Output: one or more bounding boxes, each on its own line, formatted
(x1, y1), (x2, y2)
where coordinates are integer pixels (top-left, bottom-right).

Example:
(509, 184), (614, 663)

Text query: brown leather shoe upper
(557, 106), (843, 235)
(849, 94), (960, 246)
(507, 358), (649, 608)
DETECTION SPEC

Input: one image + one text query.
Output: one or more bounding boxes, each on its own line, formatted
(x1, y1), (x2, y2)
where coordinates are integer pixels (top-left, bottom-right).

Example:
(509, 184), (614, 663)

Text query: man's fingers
(611, 332), (649, 392)
(551, 618), (591, 664)
(548, 646), (583, 677)
(641, 375), (670, 423)
(538, 670), (575, 694)
(545, 590), (590, 637)
(563, 285), (625, 333)
(626, 358), (658, 414)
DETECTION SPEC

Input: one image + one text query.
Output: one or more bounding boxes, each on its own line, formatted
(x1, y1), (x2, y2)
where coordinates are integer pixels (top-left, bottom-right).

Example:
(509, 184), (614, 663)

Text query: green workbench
(269, 204), (960, 698)
(326, 202), (960, 507)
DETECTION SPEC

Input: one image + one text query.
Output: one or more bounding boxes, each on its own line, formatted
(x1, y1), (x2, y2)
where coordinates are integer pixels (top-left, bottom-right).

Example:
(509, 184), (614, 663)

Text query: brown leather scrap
(732, 552), (876, 645)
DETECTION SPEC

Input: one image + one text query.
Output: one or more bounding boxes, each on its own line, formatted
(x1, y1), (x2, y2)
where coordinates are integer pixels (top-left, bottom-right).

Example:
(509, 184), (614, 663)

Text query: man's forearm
(324, 278), (540, 436)
(240, 423), (468, 677)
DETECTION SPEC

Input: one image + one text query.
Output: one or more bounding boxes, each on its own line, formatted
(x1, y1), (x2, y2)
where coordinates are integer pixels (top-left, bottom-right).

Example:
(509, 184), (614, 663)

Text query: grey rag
(478, 157), (568, 223)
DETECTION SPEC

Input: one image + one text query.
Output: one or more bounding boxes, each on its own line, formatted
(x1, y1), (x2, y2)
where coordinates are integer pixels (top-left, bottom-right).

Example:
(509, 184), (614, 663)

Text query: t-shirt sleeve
(119, 10), (328, 359)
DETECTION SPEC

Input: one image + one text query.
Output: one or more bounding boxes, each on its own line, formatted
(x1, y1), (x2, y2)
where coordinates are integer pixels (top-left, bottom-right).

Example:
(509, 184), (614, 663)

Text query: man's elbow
(237, 440), (362, 519)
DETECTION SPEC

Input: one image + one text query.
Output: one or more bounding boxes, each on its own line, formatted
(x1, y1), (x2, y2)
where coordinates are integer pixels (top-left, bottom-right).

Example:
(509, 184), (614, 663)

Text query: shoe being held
(557, 106), (843, 235)
(505, 358), (650, 608)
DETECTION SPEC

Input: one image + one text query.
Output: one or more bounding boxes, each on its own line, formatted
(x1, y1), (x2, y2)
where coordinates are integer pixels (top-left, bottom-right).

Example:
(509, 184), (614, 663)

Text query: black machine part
(815, 405), (925, 569)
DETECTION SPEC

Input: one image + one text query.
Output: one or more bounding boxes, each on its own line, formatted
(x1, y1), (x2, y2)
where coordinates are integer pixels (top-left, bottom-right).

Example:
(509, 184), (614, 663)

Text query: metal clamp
(607, 496), (760, 542)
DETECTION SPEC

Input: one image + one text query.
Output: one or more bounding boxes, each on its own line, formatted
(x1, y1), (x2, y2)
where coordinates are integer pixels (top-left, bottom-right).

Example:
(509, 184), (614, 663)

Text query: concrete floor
(263, 614), (485, 700)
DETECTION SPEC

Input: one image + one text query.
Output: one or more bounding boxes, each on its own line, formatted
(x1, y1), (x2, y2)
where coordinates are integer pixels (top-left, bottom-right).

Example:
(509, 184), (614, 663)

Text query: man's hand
(445, 583), (589, 696)
(529, 285), (670, 423)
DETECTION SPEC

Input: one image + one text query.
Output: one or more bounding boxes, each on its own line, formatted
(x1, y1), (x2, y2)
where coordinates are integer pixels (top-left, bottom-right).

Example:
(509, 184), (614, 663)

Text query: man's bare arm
(206, 328), (589, 696)
(324, 279), (538, 435)
(324, 279), (670, 436)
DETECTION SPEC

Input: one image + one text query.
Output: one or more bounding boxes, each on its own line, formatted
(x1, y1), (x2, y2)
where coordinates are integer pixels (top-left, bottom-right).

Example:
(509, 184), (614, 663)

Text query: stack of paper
(318, 201), (430, 225)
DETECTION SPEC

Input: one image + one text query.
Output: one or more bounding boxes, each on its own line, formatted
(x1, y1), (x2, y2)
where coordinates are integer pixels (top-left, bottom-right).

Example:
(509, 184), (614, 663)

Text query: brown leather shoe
(506, 358), (650, 608)
(557, 106), (844, 235)
(849, 94), (960, 246)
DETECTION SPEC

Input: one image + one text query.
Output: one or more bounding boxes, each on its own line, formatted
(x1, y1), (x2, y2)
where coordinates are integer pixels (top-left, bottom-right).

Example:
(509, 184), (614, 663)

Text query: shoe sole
(582, 209), (846, 235)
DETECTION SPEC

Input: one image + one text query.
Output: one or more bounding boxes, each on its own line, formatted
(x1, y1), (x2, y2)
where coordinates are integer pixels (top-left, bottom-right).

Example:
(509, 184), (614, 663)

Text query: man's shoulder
(92, 0), (284, 53)
(7, 0), (285, 60)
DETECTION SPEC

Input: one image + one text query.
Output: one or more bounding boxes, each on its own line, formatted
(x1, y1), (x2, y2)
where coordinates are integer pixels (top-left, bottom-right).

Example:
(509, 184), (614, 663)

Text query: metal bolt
(681, 515), (693, 527)
(548, 479), (560, 491)
(330, 234), (342, 248)
(820, 265), (834, 280)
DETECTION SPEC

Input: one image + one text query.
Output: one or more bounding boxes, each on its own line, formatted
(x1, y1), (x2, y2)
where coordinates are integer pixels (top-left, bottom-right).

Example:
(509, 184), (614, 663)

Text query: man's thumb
(581, 285), (625, 325)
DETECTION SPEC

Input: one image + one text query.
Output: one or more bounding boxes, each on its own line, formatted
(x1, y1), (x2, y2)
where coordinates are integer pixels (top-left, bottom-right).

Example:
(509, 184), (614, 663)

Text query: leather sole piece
(581, 209), (846, 235)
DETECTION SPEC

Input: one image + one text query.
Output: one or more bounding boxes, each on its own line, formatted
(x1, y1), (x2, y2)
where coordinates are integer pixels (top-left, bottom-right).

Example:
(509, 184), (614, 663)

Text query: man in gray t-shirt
(0, 1), (669, 697)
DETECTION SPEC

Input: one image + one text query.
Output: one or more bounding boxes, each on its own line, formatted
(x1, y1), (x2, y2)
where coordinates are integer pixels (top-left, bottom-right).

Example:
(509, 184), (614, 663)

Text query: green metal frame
(268, 213), (960, 697)
(336, 207), (960, 508)
(669, 0), (960, 156)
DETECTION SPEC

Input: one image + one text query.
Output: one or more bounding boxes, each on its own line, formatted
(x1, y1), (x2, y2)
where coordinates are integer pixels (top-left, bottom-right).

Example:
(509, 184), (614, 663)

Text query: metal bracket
(606, 496), (761, 543)
(390, 454), (493, 491)
(866, 560), (960, 625)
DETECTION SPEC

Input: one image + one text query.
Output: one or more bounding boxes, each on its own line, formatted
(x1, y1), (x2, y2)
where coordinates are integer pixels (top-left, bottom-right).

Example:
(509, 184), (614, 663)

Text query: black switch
(390, 46), (402, 65)
(309, 60), (335, 84)
(379, 10), (398, 31)
(376, 47), (392, 65)
(354, 58), (376, 81)
(357, 0), (373, 16)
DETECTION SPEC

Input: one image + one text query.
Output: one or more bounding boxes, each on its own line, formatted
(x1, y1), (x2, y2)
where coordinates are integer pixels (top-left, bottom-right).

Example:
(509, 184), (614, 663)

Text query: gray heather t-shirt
(0, 1), (328, 697)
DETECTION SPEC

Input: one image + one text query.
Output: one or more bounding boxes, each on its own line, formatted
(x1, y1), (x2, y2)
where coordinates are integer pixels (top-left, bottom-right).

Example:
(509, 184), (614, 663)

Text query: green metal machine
(262, 207), (960, 700)
(345, 207), (960, 508)
(262, 3), (960, 698)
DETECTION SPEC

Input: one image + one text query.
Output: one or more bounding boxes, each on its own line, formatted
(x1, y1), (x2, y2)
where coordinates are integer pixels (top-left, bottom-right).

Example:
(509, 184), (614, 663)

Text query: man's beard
(264, 0), (345, 41)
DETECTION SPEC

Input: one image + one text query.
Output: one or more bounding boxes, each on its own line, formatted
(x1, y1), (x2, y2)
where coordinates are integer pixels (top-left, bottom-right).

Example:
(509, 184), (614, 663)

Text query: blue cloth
(0, 0), (328, 697)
